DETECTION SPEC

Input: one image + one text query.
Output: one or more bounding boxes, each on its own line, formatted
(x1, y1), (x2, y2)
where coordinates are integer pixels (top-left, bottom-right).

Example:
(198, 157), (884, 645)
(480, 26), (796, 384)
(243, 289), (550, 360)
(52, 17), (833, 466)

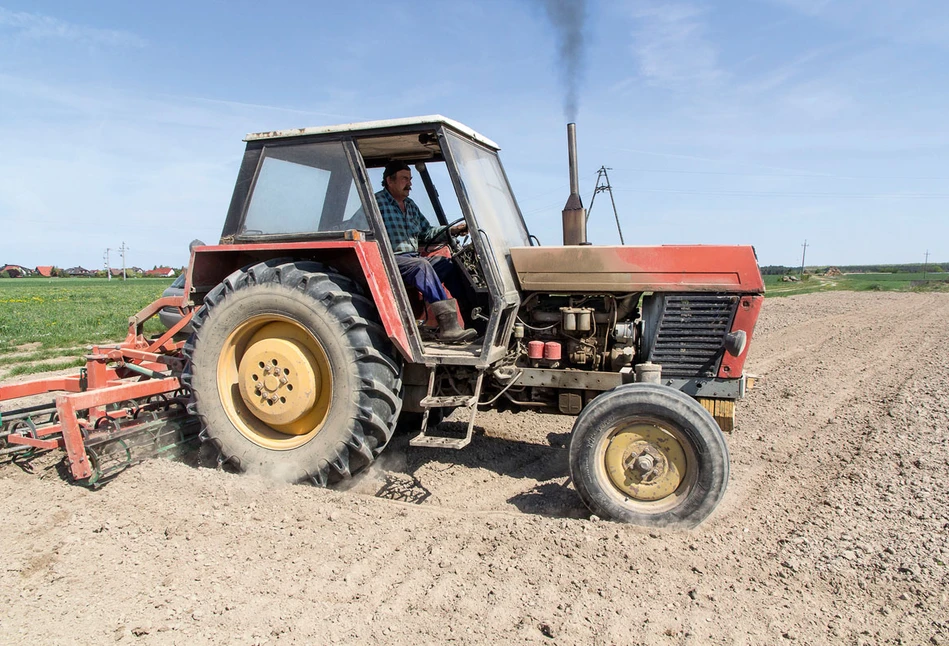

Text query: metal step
(409, 433), (472, 450)
(409, 370), (484, 451)
(419, 394), (472, 408)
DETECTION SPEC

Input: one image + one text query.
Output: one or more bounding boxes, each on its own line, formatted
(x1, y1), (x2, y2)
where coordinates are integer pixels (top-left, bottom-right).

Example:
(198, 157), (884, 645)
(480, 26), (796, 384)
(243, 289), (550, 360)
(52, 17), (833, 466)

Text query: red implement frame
(0, 298), (193, 481)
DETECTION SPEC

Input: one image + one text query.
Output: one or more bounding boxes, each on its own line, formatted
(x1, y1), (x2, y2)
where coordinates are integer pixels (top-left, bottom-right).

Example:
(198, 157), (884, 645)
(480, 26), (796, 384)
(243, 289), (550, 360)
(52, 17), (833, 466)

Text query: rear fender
(187, 240), (412, 359)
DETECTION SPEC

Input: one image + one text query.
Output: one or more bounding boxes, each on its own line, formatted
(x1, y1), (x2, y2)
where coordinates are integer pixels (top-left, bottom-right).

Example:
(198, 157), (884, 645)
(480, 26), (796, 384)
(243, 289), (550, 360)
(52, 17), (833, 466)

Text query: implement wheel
(183, 260), (402, 485)
(568, 384), (729, 528)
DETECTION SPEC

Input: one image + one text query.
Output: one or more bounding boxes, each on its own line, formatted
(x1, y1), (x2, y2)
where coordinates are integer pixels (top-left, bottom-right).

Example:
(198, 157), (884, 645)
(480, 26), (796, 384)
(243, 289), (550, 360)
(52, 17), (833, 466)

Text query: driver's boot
(432, 299), (477, 344)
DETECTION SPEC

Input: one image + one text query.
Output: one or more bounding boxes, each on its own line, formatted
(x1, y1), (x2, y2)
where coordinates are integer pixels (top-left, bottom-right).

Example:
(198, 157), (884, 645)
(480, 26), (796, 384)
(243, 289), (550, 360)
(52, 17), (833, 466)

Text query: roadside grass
(0, 277), (172, 378)
(4, 357), (86, 377)
(764, 272), (949, 297)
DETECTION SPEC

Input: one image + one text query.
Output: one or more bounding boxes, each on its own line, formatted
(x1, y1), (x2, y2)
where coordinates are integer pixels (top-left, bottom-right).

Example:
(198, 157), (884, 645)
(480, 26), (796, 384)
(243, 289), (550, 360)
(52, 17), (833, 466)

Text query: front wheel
(569, 384), (729, 528)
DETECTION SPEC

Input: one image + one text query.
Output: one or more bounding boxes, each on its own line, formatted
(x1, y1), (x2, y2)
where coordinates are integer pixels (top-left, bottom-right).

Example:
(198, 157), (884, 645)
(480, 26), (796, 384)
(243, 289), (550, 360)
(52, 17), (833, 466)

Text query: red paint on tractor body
(719, 294), (764, 379)
(511, 244), (764, 293)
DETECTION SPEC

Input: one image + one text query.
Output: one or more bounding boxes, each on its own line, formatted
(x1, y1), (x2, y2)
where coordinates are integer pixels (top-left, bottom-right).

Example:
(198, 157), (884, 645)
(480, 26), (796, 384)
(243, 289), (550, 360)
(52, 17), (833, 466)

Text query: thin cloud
(608, 145), (839, 177)
(736, 44), (844, 96)
(628, 2), (723, 90)
(766, 0), (949, 49)
(777, 82), (853, 120)
(0, 7), (146, 48)
(163, 94), (360, 121)
(0, 72), (357, 134)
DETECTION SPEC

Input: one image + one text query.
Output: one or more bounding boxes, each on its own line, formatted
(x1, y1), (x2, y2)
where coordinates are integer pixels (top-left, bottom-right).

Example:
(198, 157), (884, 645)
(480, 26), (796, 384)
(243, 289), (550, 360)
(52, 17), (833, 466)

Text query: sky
(0, 0), (947, 271)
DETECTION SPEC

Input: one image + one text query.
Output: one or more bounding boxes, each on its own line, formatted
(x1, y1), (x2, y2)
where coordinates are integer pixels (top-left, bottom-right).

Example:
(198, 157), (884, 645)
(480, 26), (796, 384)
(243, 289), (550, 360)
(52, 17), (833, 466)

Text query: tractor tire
(182, 259), (402, 485)
(568, 383), (729, 528)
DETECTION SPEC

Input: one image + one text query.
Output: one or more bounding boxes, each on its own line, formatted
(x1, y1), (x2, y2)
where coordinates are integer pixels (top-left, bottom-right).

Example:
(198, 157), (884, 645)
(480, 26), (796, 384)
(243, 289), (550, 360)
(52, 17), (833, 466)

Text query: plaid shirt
(375, 188), (447, 254)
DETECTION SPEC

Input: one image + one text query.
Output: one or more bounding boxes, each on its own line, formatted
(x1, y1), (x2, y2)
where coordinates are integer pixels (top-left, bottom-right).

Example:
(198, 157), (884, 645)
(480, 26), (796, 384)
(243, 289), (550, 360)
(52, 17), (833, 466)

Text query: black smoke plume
(538, 0), (588, 122)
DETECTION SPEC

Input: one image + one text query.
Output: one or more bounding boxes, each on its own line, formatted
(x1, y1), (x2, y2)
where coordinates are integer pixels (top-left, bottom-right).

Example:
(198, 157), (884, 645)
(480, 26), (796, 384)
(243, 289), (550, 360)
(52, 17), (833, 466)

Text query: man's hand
(449, 221), (468, 237)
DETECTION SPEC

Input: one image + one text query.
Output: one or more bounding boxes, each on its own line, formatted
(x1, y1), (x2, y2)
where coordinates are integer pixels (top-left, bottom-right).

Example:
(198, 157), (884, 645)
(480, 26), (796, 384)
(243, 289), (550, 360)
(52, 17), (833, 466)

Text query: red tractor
(1, 116), (763, 528)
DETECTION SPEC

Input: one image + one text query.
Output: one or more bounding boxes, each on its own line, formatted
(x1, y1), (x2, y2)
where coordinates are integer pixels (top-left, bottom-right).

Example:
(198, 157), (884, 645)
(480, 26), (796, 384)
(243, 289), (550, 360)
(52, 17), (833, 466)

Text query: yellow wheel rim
(597, 420), (695, 511)
(217, 317), (333, 450)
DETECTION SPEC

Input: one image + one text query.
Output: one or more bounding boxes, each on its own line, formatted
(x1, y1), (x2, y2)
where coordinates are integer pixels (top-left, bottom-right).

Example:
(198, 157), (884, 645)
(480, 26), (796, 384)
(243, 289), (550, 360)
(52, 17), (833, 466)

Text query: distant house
(65, 266), (94, 277)
(109, 268), (125, 278)
(35, 265), (54, 277)
(1, 264), (34, 277)
(144, 267), (176, 278)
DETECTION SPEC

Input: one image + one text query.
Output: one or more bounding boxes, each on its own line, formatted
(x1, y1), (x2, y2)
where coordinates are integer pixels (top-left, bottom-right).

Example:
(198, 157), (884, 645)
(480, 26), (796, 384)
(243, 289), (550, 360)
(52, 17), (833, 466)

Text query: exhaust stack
(562, 123), (587, 245)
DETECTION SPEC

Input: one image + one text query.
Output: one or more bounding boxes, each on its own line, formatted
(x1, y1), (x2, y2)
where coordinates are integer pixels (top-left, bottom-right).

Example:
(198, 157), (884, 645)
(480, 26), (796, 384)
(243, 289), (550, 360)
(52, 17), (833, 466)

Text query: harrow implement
(0, 293), (198, 486)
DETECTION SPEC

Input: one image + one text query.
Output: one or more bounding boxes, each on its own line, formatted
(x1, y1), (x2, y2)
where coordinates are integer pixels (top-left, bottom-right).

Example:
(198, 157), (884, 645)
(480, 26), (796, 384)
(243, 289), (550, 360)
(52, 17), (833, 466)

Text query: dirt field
(1, 292), (948, 645)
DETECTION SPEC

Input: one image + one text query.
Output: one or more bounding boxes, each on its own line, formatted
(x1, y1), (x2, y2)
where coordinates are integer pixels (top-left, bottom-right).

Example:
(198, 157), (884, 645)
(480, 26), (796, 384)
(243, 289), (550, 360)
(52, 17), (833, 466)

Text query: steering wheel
(443, 217), (468, 253)
(420, 217), (468, 255)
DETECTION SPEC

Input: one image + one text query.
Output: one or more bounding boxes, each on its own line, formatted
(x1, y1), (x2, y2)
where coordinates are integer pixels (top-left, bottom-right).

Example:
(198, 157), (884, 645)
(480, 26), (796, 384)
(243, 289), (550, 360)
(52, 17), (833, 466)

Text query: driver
(376, 161), (477, 344)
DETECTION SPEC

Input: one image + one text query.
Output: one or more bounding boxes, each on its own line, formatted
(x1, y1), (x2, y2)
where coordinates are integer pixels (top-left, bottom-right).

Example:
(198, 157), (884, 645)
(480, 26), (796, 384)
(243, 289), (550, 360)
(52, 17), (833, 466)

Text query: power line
(521, 185), (949, 217)
(611, 187), (949, 199)
(607, 167), (949, 182)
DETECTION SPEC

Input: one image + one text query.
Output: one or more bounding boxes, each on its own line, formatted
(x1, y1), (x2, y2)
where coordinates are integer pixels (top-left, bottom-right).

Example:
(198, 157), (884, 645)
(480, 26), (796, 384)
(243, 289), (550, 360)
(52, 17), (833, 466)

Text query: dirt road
(1, 292), (947, 645)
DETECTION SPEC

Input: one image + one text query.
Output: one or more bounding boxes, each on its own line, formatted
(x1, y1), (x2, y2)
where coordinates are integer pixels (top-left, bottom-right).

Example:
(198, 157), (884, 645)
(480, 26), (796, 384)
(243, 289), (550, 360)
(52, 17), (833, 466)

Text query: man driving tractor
(375, 161), (477, 344)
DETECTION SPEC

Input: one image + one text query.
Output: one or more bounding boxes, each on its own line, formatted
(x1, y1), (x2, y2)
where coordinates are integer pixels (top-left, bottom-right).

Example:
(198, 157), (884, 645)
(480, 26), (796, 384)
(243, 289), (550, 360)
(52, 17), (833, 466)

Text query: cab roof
(244, 114), (500, 151)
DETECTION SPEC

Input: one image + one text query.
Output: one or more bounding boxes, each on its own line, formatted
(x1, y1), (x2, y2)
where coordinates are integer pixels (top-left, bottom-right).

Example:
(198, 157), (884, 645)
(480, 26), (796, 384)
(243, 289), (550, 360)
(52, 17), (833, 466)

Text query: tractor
(0, 116), (763, 528)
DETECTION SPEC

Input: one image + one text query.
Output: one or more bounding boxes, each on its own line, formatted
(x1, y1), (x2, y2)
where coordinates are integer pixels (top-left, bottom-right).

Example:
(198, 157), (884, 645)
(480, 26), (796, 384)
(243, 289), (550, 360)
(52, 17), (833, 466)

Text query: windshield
(444, 132), (529, 292)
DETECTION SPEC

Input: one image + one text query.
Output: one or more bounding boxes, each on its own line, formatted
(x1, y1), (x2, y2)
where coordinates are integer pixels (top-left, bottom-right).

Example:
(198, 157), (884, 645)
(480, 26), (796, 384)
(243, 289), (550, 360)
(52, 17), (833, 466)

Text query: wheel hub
(629, 450), (660, 480)
(237, 337), (320, 429)
(604, 423), (688, 501)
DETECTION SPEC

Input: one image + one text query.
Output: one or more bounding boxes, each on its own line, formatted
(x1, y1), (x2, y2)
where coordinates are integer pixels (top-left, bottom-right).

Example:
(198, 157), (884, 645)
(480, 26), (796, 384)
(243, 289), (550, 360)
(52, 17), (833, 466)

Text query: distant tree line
(761, 263), (946, 275)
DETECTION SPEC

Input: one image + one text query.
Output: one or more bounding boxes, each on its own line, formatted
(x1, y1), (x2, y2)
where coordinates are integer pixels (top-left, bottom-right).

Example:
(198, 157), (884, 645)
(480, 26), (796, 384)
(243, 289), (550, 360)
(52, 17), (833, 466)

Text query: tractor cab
(212, 115), (528, 367)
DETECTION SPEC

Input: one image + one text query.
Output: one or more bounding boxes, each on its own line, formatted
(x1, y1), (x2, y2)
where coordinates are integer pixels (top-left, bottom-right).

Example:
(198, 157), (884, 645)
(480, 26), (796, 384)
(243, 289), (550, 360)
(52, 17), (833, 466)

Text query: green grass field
(0, 277), (173, 377)
(764, 272), (949, 297)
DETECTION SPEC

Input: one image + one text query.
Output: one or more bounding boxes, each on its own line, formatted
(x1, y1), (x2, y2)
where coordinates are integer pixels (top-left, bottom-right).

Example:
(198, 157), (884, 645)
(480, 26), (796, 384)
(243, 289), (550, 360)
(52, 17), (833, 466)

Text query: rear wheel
(183, 259), (401, 485)
(569, 384), (728, 528)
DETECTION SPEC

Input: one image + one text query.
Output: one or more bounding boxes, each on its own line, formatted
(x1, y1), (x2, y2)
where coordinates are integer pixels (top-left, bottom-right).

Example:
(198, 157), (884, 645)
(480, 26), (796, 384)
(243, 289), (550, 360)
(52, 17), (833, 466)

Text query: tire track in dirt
(727, 293), (949, 519)
(712, 292), (949, 644)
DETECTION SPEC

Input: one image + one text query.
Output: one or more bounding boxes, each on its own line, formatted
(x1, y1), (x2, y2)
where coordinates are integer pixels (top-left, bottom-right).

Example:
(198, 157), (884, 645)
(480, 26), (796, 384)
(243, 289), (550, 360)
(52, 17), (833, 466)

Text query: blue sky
(1, 0), (946, 271)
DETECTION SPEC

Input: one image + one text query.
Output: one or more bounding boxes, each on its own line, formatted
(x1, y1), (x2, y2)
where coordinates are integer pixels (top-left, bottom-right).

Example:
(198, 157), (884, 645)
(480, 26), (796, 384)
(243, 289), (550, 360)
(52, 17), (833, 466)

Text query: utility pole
(923, 249), (930, 281)
(118, 241), (129, 280)
(103, 248), (112, 281)
(800, 240), (808, 277)
(587, 166), (625, 245)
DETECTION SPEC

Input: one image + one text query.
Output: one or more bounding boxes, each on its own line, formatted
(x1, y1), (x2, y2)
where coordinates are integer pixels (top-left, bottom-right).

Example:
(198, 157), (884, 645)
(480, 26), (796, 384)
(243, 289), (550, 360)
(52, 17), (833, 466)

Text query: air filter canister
(528, 340), (545, 359)
(544, 341), (562, 361)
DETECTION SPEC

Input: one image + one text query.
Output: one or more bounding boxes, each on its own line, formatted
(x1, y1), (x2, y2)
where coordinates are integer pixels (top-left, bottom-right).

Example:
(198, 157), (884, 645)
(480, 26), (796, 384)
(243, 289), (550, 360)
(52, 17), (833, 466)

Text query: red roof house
(144, 267), (176, 278)
(1, 264), (33, 277)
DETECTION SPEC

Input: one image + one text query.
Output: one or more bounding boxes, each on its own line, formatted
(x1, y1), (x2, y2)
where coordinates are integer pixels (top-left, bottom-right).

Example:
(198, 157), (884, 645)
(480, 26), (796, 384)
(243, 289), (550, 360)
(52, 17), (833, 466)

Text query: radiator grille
(648, 295), (738, 377)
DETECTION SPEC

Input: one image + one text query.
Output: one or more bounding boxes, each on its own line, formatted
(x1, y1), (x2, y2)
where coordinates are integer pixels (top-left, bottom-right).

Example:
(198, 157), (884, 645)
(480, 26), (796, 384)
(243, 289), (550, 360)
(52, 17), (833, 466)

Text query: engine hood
(509, 245), (765, 293)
